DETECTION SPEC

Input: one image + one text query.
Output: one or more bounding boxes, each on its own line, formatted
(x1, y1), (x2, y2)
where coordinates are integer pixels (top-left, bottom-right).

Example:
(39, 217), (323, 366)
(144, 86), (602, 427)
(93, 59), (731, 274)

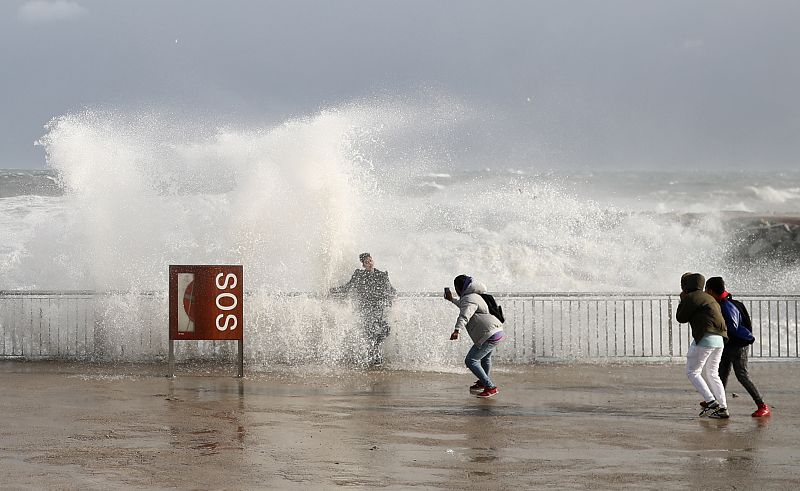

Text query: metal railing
(2, 291), (799, 362)
(490, 293), (800, 361)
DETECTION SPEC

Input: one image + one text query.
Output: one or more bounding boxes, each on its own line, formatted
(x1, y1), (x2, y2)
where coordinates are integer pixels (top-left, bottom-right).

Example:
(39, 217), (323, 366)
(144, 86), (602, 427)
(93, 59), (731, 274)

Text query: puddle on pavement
(393, 431), (467, 441)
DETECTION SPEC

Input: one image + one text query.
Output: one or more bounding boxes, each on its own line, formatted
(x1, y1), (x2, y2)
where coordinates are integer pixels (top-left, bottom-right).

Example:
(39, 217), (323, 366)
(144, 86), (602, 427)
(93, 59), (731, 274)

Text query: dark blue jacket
(720, 298), (753, 349)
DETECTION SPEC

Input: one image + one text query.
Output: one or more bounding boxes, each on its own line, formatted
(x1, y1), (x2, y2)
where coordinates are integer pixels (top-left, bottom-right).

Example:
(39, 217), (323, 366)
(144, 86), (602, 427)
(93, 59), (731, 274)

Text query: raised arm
(675, 299), (694, 324)
(330, 270), (358, 295)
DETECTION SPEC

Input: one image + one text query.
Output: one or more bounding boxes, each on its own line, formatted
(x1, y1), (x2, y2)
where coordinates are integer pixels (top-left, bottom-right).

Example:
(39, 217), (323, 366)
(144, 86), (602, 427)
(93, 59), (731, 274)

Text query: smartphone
(444, 287), (451, 296)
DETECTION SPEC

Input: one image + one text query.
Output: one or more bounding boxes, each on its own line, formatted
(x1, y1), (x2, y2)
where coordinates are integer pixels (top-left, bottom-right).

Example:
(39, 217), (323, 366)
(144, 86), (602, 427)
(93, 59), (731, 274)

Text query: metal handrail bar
(3, 290), (800, 298)
(3, 290), (799, 362)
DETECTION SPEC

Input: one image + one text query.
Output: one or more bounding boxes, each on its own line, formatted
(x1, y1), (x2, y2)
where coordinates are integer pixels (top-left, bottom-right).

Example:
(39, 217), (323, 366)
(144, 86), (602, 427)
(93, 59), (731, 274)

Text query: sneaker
(709, 407), (730, 419)
(469, 383), (486, 394)
(476, 387), (498, 398)
(752, 403), (771, 417)
(699, 400), (720, 417)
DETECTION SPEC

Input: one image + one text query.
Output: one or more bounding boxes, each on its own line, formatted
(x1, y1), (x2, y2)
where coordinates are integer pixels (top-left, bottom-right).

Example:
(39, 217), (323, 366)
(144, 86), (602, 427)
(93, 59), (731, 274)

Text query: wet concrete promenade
(1, 361), (798, 490)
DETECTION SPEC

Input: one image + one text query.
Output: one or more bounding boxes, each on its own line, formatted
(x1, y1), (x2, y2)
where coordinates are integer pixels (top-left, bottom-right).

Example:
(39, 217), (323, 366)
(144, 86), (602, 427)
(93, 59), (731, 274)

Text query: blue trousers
(465, 340), (500, 389)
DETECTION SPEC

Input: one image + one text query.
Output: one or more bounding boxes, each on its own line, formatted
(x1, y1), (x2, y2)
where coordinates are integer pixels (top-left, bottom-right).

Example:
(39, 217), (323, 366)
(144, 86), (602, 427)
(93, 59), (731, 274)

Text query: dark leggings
(719, 345), (763, 405)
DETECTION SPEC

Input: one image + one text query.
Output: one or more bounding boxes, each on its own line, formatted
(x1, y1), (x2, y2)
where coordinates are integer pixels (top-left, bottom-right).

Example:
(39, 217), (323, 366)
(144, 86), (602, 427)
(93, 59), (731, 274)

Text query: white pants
(686, 344), (727, 408)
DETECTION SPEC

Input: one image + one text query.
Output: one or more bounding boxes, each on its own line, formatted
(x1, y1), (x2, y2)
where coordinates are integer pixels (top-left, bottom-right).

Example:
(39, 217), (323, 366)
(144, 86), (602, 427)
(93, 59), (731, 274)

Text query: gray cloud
(2, 0), (799, 170)
(17, 0), (87, 23)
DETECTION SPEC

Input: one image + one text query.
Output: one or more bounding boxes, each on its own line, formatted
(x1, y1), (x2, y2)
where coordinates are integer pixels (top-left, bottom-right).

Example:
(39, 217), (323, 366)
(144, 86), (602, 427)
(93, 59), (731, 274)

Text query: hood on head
(681, 272), (706, 293)
(454, 275), (488, 296)
(462, 280), (487, 296)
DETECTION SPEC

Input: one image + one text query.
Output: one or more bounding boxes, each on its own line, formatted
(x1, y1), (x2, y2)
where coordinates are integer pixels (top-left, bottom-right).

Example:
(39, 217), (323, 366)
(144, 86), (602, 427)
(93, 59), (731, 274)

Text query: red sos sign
(169, 265), (243, 341)
(213, 272), (239, 331)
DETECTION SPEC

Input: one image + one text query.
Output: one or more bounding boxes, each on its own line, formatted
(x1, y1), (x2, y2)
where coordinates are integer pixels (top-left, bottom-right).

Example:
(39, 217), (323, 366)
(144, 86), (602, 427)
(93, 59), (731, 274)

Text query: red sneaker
(469, 383), (486, 394)
(477, 387), (498, 398)
(752, 403), (771, 417)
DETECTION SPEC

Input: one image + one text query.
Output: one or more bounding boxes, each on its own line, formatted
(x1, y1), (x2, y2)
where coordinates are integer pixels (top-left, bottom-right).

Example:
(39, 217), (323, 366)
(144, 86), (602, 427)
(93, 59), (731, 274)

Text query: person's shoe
(699, 400), (720, 417)
(476, 387), (498, 398)
(469, 383), (486, 394)
(752, 403), (771, 417)
(709, 407), (730, 419)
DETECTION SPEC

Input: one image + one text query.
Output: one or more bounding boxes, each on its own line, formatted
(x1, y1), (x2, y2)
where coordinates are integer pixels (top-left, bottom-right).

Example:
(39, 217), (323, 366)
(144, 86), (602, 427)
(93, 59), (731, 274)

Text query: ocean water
(3, 106), (800, 366)
(2, 106), (799, 296)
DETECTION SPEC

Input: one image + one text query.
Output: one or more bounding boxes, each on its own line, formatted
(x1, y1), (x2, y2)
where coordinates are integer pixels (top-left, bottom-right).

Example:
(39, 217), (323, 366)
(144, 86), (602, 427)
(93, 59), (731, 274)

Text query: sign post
(168, 265), (244, 377)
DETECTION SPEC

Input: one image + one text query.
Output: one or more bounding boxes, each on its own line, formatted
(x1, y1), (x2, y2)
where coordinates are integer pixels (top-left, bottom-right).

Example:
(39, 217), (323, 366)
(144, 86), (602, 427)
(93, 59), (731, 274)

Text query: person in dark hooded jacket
(676, 272), (730, 418)
(331, 253), (397, 366)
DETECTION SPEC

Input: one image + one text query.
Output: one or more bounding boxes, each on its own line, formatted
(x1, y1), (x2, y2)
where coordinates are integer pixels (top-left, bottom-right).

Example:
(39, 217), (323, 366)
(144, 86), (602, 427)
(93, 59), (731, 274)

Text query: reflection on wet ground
(0, 361), (798, 489)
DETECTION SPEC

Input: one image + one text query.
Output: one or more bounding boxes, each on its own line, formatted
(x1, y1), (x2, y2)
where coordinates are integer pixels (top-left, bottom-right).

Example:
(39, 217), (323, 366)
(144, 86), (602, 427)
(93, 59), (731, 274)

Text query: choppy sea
(2, 108), (799, 294)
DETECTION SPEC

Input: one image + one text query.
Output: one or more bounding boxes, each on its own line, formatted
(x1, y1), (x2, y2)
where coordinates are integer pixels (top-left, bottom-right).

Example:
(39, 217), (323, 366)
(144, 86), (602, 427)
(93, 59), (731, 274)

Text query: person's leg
(703, 347), (727, 409)
(686, 344), (715, 402)
(480, 345), (493, 377)
(371, 318), (390, 365)
(465, 342), (497, 389)
(731, 347), (764, 405)
(718, 347), (733, 388)
(360, 307), (389, 366)
(360, 313), (380, 365)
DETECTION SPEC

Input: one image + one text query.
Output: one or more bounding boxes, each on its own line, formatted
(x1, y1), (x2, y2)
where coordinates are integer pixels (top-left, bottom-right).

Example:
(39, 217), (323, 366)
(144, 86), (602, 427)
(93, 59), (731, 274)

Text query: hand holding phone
(444, 287), (452, 301)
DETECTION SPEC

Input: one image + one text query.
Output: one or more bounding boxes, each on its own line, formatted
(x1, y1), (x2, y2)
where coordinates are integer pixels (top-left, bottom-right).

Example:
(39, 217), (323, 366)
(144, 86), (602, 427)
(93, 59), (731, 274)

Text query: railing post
(237, 339), (244, 378)
(667, 296), (674, 358)
(168, 339), (175, 378)
(531, 296), (537, 362)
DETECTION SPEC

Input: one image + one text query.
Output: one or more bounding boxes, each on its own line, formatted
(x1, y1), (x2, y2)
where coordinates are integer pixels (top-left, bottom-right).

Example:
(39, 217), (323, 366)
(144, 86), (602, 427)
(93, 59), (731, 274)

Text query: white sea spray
(2, 102), (800, 367)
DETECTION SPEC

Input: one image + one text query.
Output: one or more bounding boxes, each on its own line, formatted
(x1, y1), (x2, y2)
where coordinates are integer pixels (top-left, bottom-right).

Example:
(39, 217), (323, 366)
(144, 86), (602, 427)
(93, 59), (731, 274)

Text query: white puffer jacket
(449, 280), (503, 346)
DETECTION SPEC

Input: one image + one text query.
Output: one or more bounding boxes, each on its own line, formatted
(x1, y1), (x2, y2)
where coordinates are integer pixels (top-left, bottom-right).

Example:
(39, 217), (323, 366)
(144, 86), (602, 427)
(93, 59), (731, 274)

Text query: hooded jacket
(331, 268), (396, 310)
(449, 280), (503, 346)
(675, 273), (728, 344)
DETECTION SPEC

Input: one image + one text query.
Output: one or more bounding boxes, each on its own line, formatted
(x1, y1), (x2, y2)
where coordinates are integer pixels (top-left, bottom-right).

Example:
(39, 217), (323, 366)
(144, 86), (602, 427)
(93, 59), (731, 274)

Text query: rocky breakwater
(728, 216), (800, 264)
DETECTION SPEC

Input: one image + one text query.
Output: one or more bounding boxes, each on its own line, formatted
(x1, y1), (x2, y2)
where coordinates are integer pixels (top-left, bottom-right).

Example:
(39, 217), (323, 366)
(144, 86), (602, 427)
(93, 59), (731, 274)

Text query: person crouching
(444, 275), (505, 398)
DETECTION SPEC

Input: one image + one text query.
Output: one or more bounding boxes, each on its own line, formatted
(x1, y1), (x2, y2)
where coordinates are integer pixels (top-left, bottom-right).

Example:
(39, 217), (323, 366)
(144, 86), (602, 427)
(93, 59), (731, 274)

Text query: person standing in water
(444, 275), (505, 398)
(676, 272), (730, 418)
(704, 276), (771, 418)
(330, 253), (397, 366)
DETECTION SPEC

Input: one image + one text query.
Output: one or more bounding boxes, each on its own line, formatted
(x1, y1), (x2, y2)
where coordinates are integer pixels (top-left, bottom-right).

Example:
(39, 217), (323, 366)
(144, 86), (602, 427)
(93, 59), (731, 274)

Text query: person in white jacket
(444, 275), (505, 398)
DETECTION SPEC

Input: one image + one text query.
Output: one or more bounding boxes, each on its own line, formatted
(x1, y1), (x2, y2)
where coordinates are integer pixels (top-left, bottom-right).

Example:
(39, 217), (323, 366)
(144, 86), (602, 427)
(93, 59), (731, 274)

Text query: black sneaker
(469, 382), (486, 394)
(709, 407), (730, 419)
(699, 401), (720, 417)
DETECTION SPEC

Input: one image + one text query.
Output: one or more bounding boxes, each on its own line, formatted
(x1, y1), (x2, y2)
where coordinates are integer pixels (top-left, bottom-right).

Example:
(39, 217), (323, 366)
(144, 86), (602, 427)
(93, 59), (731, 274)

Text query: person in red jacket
(705, 276), (771, 417)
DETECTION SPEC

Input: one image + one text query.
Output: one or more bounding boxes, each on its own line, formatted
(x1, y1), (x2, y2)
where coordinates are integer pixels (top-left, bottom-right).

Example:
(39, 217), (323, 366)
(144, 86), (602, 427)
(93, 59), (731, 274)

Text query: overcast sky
(2, 0), (799, 170)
